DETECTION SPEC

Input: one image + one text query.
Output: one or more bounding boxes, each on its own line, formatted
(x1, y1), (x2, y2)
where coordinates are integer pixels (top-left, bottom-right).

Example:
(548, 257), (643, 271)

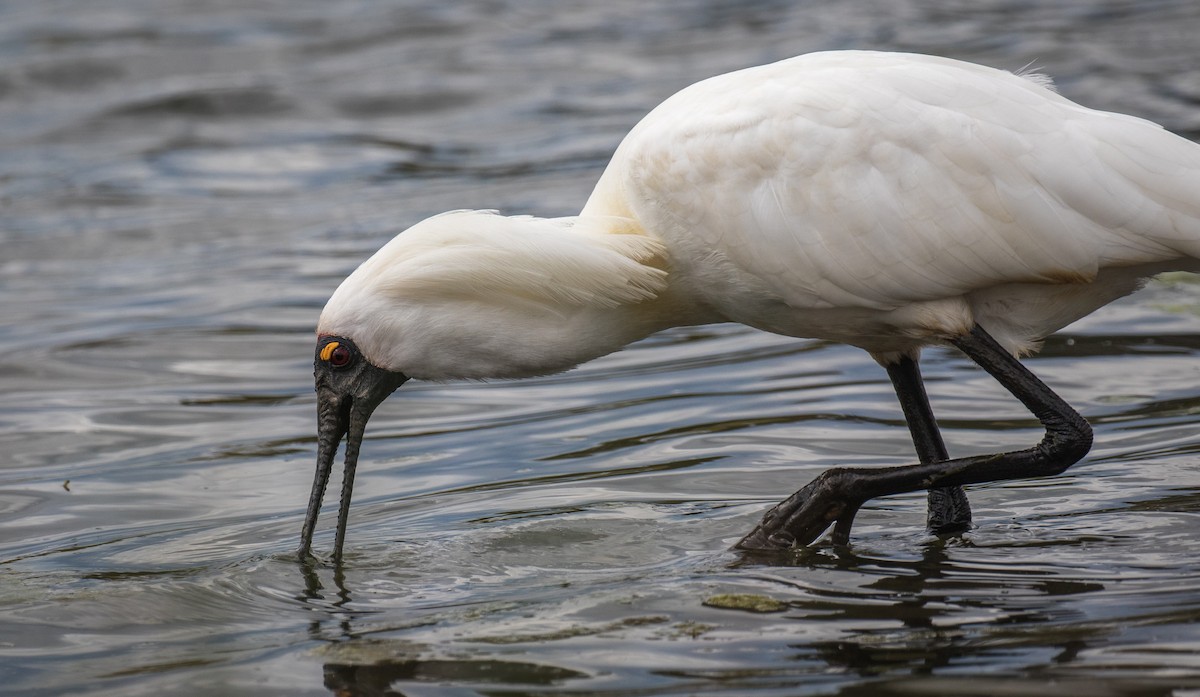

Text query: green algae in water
(702, 593), (788, 613)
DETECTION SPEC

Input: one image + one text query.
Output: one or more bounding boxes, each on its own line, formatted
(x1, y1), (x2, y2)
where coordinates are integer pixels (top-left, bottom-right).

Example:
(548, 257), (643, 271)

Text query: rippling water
(5, 1), (1200, 695)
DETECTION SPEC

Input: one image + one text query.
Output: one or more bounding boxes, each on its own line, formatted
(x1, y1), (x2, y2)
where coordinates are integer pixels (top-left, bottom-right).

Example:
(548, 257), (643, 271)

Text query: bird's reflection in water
(321, 657), (588, 697)
(734, 539), (1110, 680)
(308, 538), (1112, 696)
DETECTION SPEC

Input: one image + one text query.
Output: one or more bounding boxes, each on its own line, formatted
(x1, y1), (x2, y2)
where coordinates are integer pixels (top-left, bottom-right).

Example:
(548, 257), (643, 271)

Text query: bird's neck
(328, 211), (714, 381)
(432, 215), (711, 379)
(521, 293), (696, 376)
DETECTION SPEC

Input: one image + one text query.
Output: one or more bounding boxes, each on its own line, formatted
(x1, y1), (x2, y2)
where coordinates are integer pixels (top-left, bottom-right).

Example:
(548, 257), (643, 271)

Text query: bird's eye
(328, 344), (353, 367)
(319, 339), (356, 368)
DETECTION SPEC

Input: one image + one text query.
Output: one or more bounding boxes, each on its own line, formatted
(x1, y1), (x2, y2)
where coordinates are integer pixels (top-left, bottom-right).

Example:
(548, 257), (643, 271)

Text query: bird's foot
(735, 467), (867, 552)
(926, 485), (973, 537)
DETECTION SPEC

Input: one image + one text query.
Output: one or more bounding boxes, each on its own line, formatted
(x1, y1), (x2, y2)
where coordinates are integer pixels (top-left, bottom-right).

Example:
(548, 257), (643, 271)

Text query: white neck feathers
(318, 211), (681, 380)
(370, 211), (668, 309)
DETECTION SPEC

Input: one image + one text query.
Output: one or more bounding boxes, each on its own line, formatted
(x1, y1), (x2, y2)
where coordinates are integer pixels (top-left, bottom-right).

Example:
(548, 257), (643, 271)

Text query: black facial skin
(299, 335), (408, 563)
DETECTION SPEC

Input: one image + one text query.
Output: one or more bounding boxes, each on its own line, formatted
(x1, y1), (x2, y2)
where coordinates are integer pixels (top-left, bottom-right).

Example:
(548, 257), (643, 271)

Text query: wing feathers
(592, 51), (1200, 314)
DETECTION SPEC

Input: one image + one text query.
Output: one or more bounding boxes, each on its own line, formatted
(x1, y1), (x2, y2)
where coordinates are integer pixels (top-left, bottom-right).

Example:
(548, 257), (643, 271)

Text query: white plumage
(321, 51), (1200, 377)
(304, 50), (1200, 561)
(320, 210), (675, 380)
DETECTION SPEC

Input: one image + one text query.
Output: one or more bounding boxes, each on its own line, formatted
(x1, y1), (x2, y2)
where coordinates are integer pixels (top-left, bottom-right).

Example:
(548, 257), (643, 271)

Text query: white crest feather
(373, 211), (668, 309)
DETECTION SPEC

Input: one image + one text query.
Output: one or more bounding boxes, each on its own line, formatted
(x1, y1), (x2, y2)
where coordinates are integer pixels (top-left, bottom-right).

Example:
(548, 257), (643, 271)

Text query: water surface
(4, 1), (1200, 695)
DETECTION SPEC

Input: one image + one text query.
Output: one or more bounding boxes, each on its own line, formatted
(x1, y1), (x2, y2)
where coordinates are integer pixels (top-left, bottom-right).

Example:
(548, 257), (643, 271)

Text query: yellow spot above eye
(320, 341), (340, 361)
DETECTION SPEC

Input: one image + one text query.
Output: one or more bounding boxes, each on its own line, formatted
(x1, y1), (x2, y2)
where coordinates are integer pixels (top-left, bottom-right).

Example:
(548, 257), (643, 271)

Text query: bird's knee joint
(813, 467), (870, 507)
(1039, 415), (1092, 472)
(818, 466), (853, 486)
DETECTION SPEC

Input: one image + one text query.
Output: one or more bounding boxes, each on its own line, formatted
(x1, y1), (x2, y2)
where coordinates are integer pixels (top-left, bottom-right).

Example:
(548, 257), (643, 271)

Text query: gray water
(5, 1), (1200, 695)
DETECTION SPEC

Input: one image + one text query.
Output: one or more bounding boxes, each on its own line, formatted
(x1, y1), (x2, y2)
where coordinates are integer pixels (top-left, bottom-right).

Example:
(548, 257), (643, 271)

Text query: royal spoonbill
(301, 50), (1200, 563)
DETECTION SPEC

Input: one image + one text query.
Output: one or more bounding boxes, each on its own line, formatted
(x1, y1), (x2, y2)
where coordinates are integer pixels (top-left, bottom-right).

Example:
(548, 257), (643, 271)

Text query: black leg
(884, 355), (972, 536)
(736, 324), (1091, 551)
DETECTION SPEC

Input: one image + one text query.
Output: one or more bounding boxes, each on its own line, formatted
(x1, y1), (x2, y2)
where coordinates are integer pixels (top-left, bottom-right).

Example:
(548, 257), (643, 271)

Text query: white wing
(584, 51), (1200, 321)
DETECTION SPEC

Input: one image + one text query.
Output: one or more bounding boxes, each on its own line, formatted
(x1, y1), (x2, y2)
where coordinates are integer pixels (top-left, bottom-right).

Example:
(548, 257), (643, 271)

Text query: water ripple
(4, 0), (1200, 695)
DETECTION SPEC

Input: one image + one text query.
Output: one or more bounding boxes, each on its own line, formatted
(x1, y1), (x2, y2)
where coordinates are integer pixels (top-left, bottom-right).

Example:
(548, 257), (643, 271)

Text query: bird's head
(297, 210), (672, 563)
(298, 334), (407, 563)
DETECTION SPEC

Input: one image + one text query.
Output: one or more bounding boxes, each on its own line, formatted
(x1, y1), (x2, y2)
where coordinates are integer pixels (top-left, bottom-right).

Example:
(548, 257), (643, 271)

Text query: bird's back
(582, 51), (1200, 355)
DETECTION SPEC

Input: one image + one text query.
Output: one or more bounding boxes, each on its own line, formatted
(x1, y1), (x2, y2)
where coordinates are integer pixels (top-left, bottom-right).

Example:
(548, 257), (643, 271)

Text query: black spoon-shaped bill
(302, 336), (407, 563)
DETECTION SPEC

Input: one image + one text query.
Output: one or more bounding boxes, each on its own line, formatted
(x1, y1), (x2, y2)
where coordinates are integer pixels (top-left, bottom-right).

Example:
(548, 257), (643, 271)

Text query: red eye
(319, 339), (356, 368)
(328, 344), (353, 367)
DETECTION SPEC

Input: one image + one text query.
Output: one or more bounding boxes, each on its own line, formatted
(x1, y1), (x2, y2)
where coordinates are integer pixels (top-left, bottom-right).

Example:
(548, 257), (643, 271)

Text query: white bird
(300, 50), (1200, 563)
